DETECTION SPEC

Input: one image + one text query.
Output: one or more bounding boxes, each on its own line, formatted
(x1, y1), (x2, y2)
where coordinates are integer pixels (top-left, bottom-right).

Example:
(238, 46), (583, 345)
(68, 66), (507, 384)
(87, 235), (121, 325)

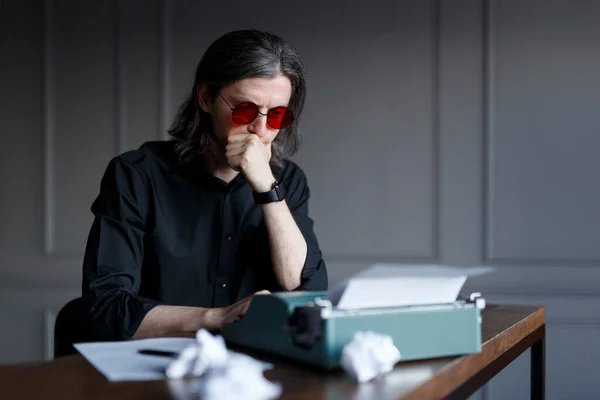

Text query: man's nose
(247, 112), (270, 137)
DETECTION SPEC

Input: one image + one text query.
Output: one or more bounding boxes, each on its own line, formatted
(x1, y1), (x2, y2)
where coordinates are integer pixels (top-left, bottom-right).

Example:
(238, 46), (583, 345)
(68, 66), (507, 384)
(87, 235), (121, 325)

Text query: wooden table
(0, 305), (545, 400)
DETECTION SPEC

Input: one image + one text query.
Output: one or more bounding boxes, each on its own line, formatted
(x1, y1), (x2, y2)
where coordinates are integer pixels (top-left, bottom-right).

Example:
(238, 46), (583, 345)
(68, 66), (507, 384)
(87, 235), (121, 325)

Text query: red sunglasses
(218, 93), (294, 129)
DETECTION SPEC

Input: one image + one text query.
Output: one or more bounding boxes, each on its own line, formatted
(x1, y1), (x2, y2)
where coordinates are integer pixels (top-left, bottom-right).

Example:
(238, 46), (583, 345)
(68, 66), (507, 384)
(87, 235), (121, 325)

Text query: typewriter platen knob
(286, 305), (323, 350)
(468, 292), (486, 310)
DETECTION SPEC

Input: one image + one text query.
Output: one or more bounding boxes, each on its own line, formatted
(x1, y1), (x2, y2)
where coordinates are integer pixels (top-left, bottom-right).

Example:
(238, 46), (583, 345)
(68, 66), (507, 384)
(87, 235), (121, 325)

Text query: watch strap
(253, 181), (286, 204)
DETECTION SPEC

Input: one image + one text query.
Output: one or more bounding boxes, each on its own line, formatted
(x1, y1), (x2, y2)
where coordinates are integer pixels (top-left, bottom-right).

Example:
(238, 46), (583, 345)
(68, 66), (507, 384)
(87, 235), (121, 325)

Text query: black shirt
(81, 140), (328, 341)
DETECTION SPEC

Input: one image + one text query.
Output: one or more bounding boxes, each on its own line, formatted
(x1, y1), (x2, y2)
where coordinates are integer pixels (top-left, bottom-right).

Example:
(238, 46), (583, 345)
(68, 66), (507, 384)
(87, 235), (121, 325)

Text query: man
(81, 29), (328, 341)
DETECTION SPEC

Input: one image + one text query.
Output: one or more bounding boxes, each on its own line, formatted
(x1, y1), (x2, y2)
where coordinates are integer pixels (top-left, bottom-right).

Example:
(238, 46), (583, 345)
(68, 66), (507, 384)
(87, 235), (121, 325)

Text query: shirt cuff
(86, 290), (161, 341)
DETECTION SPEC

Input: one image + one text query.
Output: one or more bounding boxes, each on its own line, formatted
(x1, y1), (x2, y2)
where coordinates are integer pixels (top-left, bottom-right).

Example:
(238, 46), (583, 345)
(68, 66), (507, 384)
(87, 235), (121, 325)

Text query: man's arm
(82, 154), (265, 341)
(132, 289), (270, 339)
(131, 305), (221, 339)
(260, 200), (307, 290)
(226, 133), (327, 292)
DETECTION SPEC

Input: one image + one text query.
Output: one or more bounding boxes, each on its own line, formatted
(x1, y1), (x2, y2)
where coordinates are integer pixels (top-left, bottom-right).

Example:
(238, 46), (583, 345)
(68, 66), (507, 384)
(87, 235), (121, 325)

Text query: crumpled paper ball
(166, 329), (229, 379)
(165, 329), (281, 400)
(340, 331), (402, 382)
(197, 352), (282, 399)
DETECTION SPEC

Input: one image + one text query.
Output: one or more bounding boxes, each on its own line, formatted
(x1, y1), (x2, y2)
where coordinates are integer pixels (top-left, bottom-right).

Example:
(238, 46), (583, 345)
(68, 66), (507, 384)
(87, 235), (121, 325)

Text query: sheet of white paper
(356, 264), (496, 278)
(328, 264), (495, 309)
(74, 337), (196, 381)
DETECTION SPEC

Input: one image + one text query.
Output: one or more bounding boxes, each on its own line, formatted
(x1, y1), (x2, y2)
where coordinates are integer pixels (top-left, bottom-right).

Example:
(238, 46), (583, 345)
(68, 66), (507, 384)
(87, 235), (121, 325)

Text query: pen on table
(137, 349), (179, 358)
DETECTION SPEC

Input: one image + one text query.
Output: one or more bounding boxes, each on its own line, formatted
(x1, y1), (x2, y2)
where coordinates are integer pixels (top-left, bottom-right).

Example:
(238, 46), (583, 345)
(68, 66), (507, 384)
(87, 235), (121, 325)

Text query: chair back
(54, 297), (84, 358)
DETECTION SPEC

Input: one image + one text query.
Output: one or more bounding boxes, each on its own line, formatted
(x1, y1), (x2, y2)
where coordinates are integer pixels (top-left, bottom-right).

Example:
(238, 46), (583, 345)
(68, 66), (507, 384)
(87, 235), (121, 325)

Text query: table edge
(401, 306), (546, 400)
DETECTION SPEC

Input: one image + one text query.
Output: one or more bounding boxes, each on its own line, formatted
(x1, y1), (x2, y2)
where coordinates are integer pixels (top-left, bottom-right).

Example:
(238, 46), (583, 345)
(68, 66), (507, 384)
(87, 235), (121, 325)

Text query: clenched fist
(225, 133), (276, 193)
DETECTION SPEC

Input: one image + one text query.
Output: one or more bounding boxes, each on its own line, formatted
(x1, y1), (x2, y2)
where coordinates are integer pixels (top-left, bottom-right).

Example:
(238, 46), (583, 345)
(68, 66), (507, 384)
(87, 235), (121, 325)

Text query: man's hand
(213, 290), (271, 331)
(225, 134), (275, 192)
(132, 290), (271, 339)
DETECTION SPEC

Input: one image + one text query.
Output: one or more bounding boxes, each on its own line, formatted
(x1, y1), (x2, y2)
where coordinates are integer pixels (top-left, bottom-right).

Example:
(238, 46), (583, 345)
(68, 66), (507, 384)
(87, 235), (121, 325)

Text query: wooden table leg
(531, 325), (545, 400)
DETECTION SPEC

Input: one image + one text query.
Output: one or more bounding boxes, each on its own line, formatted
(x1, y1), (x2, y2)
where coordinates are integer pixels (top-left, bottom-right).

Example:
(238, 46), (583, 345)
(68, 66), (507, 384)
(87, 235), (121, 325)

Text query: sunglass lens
(232, 102), (258, 124)
(267, 107), (294, 129)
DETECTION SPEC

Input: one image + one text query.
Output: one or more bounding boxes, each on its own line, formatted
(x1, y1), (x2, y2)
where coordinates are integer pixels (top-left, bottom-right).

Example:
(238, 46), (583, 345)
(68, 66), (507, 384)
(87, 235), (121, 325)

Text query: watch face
(253, 181), (286, 204)
(274, 184), (283, 200)
(276, 181), (288, 200)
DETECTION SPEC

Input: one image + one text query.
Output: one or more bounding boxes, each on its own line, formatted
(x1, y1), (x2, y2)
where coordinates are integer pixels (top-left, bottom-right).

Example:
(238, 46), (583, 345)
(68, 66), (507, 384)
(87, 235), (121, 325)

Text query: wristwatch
(253, 180), (287, 204)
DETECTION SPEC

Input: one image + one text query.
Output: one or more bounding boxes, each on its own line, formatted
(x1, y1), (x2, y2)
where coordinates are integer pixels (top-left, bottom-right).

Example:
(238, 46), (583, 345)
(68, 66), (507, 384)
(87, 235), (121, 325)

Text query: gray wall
(1, 0), (599, 399)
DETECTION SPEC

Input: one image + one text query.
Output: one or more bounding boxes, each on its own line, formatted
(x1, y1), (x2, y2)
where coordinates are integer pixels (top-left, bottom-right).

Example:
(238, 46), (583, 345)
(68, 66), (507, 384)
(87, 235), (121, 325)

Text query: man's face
(199, 75), (293, 152)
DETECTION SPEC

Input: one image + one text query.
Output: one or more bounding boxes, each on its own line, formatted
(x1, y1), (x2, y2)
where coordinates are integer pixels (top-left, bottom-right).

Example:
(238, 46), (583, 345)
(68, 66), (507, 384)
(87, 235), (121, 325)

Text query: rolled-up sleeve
(81, 155), (160, 341)
(282, 163), (328, 291)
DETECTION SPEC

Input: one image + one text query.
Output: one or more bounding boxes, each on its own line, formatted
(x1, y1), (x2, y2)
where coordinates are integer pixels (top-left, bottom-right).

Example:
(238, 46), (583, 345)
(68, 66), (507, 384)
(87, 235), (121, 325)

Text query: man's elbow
(279, 275), (303, 291)
(282, 259), (328, 292)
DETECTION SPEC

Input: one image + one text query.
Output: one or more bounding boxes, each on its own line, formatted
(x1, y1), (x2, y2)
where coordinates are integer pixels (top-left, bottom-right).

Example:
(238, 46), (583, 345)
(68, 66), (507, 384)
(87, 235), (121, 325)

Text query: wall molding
(430, 0), (442, 262)
(484, 293), (600, 327)
(116, 0), (128, 155)
(158, 0), (171, 141)
(325, 260), (600, 297)
(548, 318), (600, 328)
(42, 0), (126, 259)
(42, 309), (56, 361)
(0, 275), (80, 293)
(481, 0), (495, 263)
(481, 0), (600, 264)
(0, 256), (81, 292)
(324, 0), (442, 263)
(479, 257), (600, 267)
(42, 0), (55, 257)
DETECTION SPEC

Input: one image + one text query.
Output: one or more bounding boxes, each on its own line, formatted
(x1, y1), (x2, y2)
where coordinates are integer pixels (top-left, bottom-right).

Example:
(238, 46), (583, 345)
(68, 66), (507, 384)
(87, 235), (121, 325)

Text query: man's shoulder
(274, 159), (308, 183)
(273, 160), (307, 188)
(115, 140), (176, 168)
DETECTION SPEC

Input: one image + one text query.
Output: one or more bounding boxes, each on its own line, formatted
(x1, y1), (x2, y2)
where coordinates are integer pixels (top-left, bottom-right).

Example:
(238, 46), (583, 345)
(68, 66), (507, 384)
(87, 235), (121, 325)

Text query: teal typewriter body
(221, 291), (484, 369)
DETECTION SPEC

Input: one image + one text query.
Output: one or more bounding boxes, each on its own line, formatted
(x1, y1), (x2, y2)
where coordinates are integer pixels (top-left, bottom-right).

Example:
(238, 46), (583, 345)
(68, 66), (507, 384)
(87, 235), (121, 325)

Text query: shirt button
(226, 235), (232, 241)
(222, 283), (227, 288)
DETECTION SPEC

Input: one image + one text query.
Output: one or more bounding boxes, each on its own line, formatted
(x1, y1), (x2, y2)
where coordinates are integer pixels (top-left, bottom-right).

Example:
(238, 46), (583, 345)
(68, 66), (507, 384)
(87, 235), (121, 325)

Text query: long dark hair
(168, 29), (306, 167)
